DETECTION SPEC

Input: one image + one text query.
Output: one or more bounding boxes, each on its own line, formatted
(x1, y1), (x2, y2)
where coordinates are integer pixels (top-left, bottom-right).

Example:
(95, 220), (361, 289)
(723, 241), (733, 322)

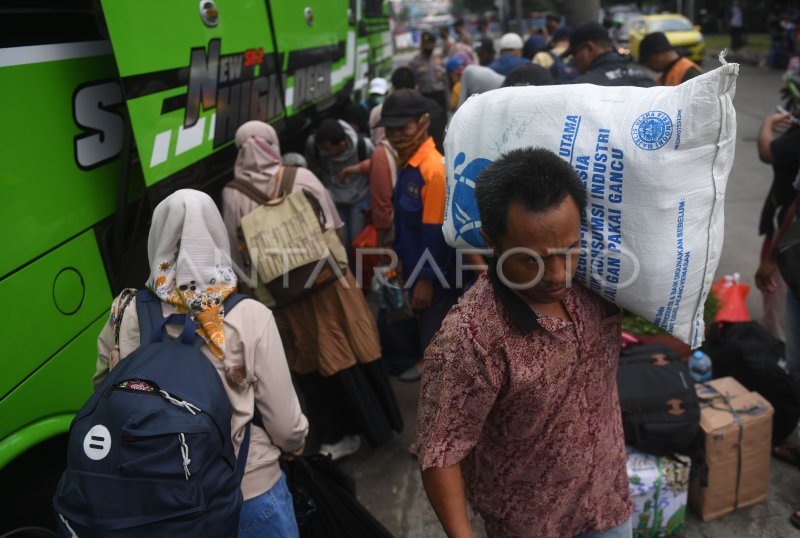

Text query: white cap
(368, 77), (390, 96)
(498, 33), (524, 51)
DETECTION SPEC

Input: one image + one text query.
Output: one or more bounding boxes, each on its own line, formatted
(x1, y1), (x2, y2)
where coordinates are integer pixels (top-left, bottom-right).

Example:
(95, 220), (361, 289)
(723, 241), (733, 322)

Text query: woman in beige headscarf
(94, 189), (308, 536)
(223, 121), (402, 460)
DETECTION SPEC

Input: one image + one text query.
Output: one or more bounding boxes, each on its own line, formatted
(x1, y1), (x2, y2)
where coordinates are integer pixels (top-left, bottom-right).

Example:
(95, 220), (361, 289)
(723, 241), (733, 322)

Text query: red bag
(711, 274), (750, 323)
(352, 224), (379, 289)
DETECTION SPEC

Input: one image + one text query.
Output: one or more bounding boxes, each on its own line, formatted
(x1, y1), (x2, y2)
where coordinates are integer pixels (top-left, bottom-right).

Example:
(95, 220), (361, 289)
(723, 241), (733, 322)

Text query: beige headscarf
(146, 189), (237, 359)
(234, 121), (285, 198)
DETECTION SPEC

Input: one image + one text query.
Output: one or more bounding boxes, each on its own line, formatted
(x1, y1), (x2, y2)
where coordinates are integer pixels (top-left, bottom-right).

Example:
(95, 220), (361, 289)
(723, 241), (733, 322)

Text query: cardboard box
(689, 377), (774, 521)
(627, 447), (691, 537)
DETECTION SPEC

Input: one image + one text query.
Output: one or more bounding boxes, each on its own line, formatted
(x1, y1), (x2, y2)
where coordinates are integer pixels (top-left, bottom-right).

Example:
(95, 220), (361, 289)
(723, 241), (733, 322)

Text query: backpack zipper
(178, 432), (192, 480)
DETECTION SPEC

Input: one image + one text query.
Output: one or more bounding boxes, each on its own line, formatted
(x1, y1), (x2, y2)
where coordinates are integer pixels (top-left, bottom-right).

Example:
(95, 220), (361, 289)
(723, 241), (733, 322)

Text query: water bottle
(384, 271), (406, 310)
(689, 351), (713, 383)
(372, 267), (405, 310)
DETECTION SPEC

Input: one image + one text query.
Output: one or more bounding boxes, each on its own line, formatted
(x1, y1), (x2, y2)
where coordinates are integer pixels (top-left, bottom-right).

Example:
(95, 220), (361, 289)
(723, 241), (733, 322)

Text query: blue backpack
(53, 290), (249, 537)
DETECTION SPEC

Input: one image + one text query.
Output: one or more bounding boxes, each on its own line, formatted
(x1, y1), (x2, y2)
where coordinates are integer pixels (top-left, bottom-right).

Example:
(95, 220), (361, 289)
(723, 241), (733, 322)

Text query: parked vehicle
(0, 0), (392, 533)
(628, 13), (706, 64)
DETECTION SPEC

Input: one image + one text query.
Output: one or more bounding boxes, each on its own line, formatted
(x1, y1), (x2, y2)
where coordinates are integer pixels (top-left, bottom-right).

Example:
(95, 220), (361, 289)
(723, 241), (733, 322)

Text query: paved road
(339, 60), (799, 537)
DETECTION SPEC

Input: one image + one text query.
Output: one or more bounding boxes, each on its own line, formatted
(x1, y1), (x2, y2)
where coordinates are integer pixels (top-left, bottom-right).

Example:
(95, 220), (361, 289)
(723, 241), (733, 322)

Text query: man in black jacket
(563, 22), (654, 88)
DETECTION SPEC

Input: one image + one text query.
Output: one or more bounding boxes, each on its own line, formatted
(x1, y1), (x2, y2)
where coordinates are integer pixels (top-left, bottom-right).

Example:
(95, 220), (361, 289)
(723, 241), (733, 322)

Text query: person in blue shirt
(377, 89), (461, 382)
(489, 33), (528, 76)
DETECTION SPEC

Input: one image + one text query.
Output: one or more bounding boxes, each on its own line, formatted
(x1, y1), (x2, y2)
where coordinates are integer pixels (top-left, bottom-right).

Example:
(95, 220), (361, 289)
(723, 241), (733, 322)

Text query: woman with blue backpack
(71, 189), (309, 537)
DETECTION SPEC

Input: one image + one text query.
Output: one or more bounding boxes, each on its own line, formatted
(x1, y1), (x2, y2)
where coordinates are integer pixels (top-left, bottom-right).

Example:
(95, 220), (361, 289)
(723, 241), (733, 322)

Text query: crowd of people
(83, 13), (800, 538)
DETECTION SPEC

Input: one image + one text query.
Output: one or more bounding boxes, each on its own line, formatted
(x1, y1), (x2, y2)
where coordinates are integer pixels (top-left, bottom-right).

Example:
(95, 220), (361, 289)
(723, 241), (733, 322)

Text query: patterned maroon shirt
(416, 271), (631, 537)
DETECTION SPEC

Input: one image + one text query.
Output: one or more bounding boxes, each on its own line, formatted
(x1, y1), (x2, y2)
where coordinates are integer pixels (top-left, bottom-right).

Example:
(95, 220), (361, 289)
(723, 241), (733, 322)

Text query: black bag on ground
(702, 321), (800, 442)
(618, 344), (700, 455)
(282, 455), (393, 538)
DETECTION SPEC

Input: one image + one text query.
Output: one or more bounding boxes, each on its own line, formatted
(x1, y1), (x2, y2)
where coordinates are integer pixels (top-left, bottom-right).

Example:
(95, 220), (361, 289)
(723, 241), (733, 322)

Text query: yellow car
(628, 14), (706, 64)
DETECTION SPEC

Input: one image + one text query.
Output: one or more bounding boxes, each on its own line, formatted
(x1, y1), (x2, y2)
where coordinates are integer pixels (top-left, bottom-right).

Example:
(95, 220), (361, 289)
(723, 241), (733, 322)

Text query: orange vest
(657, 57), (702, 86)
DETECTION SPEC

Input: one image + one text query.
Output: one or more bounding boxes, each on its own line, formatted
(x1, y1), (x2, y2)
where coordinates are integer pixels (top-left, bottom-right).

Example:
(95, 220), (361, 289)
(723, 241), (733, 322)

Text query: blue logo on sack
(451, 152), (492, 247)
(631, 110), (673, 151)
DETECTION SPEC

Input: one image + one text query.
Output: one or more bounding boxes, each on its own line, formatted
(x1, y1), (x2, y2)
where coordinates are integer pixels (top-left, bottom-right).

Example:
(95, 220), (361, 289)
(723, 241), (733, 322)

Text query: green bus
(0, 0), (392, 532)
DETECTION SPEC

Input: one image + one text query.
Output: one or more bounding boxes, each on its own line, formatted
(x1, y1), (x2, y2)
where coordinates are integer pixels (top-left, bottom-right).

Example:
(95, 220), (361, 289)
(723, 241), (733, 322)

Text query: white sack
(444, 63), (738, 346)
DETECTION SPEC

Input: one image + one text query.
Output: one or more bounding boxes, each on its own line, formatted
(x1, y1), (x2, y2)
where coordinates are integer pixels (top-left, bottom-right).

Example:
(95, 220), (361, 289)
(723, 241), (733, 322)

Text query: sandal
(790, 508), (800, 530)
(772, 444), (800, 468)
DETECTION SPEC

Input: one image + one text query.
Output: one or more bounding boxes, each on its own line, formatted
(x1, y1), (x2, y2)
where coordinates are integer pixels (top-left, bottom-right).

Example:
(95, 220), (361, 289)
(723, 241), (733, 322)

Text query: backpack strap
(113, 289), (136, 346)
(136, 290), (168, 346)
(356, 134), (367, 162)
(237, 423), (251, 481)
(137, 290), (250, 345)
(226, 179), (271, 205)
(223, 292), (249, 312)
(278, 165), (298, 197)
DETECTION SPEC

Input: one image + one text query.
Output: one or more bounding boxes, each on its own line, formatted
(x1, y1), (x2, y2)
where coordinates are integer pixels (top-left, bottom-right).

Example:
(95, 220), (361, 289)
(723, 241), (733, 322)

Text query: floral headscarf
(146, 189), (237, 359)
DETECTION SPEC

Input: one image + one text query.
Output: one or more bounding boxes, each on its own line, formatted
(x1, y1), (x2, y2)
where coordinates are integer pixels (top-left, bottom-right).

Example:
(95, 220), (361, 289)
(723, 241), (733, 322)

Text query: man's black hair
(315, 118), (346, 145)
(341, 103), (369, 134)
(391, 67), (416, 90)
(502, 64), (555, 87)
(475, 147), (587, 244)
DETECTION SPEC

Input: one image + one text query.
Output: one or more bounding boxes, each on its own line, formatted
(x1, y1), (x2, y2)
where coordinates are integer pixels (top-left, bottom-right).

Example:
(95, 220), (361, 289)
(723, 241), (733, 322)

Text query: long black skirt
(294, 358), (403, 447)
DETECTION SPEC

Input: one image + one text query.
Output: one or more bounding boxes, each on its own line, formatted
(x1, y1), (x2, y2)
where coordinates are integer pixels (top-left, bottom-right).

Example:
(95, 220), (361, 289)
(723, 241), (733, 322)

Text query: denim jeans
(238, 473), (299, 538)
(574, 517), (632, 538)
(337, 192), (371, 266)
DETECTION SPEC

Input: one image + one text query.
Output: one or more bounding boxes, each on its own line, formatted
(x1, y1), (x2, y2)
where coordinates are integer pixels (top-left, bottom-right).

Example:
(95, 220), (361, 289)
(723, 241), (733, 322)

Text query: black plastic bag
(702, 321), (800, 442)
(282, 455), (393, 538)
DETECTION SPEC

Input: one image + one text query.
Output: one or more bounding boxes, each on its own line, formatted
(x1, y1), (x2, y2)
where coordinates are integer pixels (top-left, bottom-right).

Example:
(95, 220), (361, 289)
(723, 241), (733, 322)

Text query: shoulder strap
(357, 134), (367, 162)
(136, 290), (249, 347)
(113, 289), (137, 345)
(226, 179), (271, 205)
(135, 289), (167, 346)
(278, 165), (298, 196)
(223, 292), (249, 312)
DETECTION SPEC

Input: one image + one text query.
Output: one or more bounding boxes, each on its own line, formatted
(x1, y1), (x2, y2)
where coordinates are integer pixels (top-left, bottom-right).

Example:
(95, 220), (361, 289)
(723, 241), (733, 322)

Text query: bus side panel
(364, 1), (394, 80)
(0, 315), (106, 468)
(0, 230), (112, 401)
(0, 51), (121, 278)
(99, 0), (281, 186)
(268, 1), (354, 116)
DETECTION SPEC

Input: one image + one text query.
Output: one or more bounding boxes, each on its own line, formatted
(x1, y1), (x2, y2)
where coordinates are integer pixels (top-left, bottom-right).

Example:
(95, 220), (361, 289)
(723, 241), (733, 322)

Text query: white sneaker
(319, 435), (362, 461)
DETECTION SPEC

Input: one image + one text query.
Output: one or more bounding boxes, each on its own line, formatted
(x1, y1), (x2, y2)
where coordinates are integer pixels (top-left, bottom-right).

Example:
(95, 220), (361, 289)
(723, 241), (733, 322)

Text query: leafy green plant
(621, 290), (719, 336)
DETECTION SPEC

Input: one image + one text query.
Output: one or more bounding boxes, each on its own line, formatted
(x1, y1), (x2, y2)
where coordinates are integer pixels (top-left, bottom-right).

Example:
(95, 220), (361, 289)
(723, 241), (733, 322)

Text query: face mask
(369, 96), (385, 107)
(386, 113), (431, 164)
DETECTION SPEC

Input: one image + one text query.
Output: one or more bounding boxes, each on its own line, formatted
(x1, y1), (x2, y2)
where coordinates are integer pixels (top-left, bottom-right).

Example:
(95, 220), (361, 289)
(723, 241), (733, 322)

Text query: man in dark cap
(377, 89), (460, 382)
(407, 31), (449, 113)
(564, 21), (654, 87)
(501, 64), (555, 87)
(639, 32), (703, 86)
(390, 67), (446, 153)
